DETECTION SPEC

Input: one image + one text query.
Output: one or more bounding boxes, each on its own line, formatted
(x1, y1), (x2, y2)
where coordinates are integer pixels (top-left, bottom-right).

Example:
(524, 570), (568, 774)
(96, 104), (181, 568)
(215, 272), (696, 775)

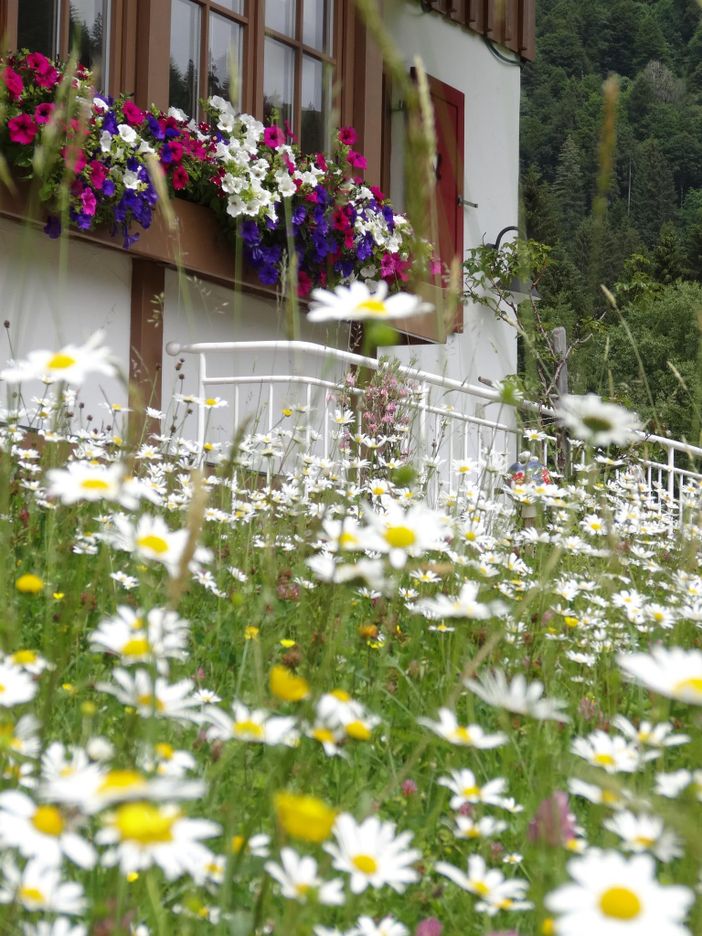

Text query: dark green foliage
(520, 0), (702, 437)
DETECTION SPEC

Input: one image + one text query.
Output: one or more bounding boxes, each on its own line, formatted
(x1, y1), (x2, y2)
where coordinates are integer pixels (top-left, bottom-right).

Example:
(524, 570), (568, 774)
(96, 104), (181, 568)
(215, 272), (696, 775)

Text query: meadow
(0, 330), (700, 936)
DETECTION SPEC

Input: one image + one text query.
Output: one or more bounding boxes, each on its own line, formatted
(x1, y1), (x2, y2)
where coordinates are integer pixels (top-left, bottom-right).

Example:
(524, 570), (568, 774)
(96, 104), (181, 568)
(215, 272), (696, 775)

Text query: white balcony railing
(166, 339), (702, 517)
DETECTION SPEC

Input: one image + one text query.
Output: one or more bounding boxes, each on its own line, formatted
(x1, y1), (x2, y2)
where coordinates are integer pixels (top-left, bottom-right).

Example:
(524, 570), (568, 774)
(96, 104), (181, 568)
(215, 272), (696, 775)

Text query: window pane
(18, 0), (57, 57)
(303, 0), (333, 54)
(68, 0), (110, 78)
(212, 0), (244, 12)
(209, 14), (243, 110)
(170, 0), (201, 117)
(301, 54), (330, 153)
(265, 0), (296, 37)
(263, 37), (294, 130)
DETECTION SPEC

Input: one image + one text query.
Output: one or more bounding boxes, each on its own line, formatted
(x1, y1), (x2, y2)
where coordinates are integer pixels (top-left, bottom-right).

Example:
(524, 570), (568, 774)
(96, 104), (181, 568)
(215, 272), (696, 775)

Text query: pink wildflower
(8, 114), (38, 145)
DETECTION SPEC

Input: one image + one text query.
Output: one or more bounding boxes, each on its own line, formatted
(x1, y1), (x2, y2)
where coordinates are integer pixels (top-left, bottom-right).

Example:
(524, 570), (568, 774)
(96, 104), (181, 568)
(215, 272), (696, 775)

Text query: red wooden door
(427, 73), (465, 288)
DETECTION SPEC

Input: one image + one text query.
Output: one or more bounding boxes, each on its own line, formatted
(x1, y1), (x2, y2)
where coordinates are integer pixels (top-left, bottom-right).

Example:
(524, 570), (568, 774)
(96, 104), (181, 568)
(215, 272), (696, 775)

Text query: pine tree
(630, 139), (676, 248)
(553, 136), (586, 242)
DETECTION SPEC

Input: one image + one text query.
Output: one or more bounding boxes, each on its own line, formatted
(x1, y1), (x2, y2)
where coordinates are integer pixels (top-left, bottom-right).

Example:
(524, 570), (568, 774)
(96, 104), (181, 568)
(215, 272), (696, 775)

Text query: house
(0, 0), (535, 446)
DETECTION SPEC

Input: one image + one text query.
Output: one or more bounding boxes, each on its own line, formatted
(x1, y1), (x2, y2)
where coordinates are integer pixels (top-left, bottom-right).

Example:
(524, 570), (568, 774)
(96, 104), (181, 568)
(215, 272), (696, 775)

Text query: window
(264, 0), (334, 152)
(17, 0), (111, 83)
(167, 1), (336, 150)
(169, 0), (247, 118)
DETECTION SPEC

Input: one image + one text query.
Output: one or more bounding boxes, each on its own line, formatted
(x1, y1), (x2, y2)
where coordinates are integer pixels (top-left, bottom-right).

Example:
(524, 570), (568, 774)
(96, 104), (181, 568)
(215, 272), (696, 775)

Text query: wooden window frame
(168, 0), (251, 118)
(7, 0), (126, 95)
(261, 0), (338, 147)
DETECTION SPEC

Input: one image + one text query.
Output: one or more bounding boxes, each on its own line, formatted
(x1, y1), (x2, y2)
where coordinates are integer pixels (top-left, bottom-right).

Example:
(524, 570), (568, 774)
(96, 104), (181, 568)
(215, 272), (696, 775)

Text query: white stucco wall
(161, 269), (352, 446)
(0, 217), (131, 423)
(383, 2), (521, 416)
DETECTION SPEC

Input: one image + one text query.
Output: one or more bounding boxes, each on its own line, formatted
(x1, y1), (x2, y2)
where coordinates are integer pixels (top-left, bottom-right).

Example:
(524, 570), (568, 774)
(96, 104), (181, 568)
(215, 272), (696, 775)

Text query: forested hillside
(520, 0), (702, 441)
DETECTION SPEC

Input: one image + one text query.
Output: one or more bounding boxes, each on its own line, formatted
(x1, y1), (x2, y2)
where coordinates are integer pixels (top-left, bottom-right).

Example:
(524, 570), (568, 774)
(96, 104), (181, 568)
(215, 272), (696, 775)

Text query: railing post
(197, 353), (207, 453)
(668, 446), (675, 502)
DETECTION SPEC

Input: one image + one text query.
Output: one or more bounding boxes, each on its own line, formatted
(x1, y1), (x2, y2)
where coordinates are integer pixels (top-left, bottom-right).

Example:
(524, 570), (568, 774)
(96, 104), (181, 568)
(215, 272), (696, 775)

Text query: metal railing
(166, 339), (702, 513)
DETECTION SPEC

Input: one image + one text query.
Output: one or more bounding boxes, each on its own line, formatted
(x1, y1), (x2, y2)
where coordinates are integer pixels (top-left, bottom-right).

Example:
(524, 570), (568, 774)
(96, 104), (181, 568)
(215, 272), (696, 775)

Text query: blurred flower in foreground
(527, 791), (576, 847)
(0, 331), (116, 385)
(308, 281), (431, 323)
(555, 393), (641, 447)
(545, 850), (693, 935)
(464, 670), (569, 722)
(617, 646), (702, 705)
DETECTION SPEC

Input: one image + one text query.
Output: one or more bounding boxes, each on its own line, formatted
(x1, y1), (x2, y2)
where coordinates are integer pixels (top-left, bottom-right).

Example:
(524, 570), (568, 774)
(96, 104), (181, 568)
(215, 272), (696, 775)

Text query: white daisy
(325, 813), (421, 894)
(545, 850), (693, 935)
(464, 669), (569, 722)
(264, 847), (345, 904)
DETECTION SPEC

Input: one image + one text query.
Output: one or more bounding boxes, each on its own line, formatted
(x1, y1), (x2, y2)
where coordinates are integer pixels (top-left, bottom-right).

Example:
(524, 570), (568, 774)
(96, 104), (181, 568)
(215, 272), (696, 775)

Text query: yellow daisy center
(633, 835), (655, 848)
(205, 398), (217, 406)
(345, 720), (371, 741)
(331, 689), (351, 701)
(120, 638), (151, 657)
(338, 531), (358, 547)
(473, 881), (490, 896)
(233, 719), (265, 739)
(137, 693), (165, 712)
(114, 802), (176, 844)
(11, 650), (37, 665)
(80, 478), (111, 491)
(47, 353), (76, 370)
(19, 886), (46, 906)
(312, 727), (335, 744)
(673, 676), (702, 699)
(593, 753), (615, 767)
(599, 886), (642, 920)
(155, 742), (174, 760)
(462, 785), (480, 797)
(352, 853), (378, 875)
(453, 726), (473, 744)
(384, 525), (416, 549)
(136, 534), (169, 554)
(356, 298), (387, 316)
(98, 770), (146, 794)
(295, 883), (313, 896)
(32, 805), (64, 837)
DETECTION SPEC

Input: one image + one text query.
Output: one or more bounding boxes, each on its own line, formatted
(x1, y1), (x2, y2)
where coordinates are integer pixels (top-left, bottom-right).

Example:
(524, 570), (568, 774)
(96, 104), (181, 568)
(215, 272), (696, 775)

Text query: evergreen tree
(630, 139), (676, 247)
(553, 136), (586, 241)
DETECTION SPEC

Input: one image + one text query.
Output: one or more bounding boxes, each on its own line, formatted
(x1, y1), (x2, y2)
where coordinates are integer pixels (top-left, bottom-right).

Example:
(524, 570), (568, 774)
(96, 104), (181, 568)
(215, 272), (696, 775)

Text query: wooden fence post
(552, 325), (571, 478)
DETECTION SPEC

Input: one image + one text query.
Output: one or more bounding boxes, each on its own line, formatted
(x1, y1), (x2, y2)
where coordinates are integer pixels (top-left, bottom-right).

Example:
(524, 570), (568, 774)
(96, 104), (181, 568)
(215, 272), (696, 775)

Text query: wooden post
(552, 325), (571, 478)
(130, 258), (165, 412)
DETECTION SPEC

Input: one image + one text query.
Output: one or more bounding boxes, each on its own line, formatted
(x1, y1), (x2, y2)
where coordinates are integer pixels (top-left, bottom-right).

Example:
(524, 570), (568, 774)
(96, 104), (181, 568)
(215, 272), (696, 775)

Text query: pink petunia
(8, 114), (38, 145)
(380, 252), (411, 282)
(80, 189), (97, 217)
(171, 165), (189, 191)
(2, 67), (24, 100)
(338, 126), (357, 146)
(263, 126), (285, 148)
(122, 100), (145, 126)
(34, 103), (55, 125)
(89, 160), (108, 190)
(347, 150), (367, 170)
(34, 66), (60, 89)
(26, 51), (51, 73)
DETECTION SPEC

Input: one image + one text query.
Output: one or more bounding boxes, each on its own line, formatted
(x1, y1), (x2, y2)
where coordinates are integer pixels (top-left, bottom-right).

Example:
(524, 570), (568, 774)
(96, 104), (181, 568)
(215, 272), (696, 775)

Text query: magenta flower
(415, 920), (443, 936)
(171, 165), (189, 191)
(122, 100), (146, 125)
(8, 114), (38, 145)
(338, 126), (357, 146)
(34, 102), (55, 125)
(263, 125), (285, 148)
(89, 161), (108, 190)
(80, 189), (97, 217)
(347, 149), (367, 169)
(2, 66), (24, 100)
